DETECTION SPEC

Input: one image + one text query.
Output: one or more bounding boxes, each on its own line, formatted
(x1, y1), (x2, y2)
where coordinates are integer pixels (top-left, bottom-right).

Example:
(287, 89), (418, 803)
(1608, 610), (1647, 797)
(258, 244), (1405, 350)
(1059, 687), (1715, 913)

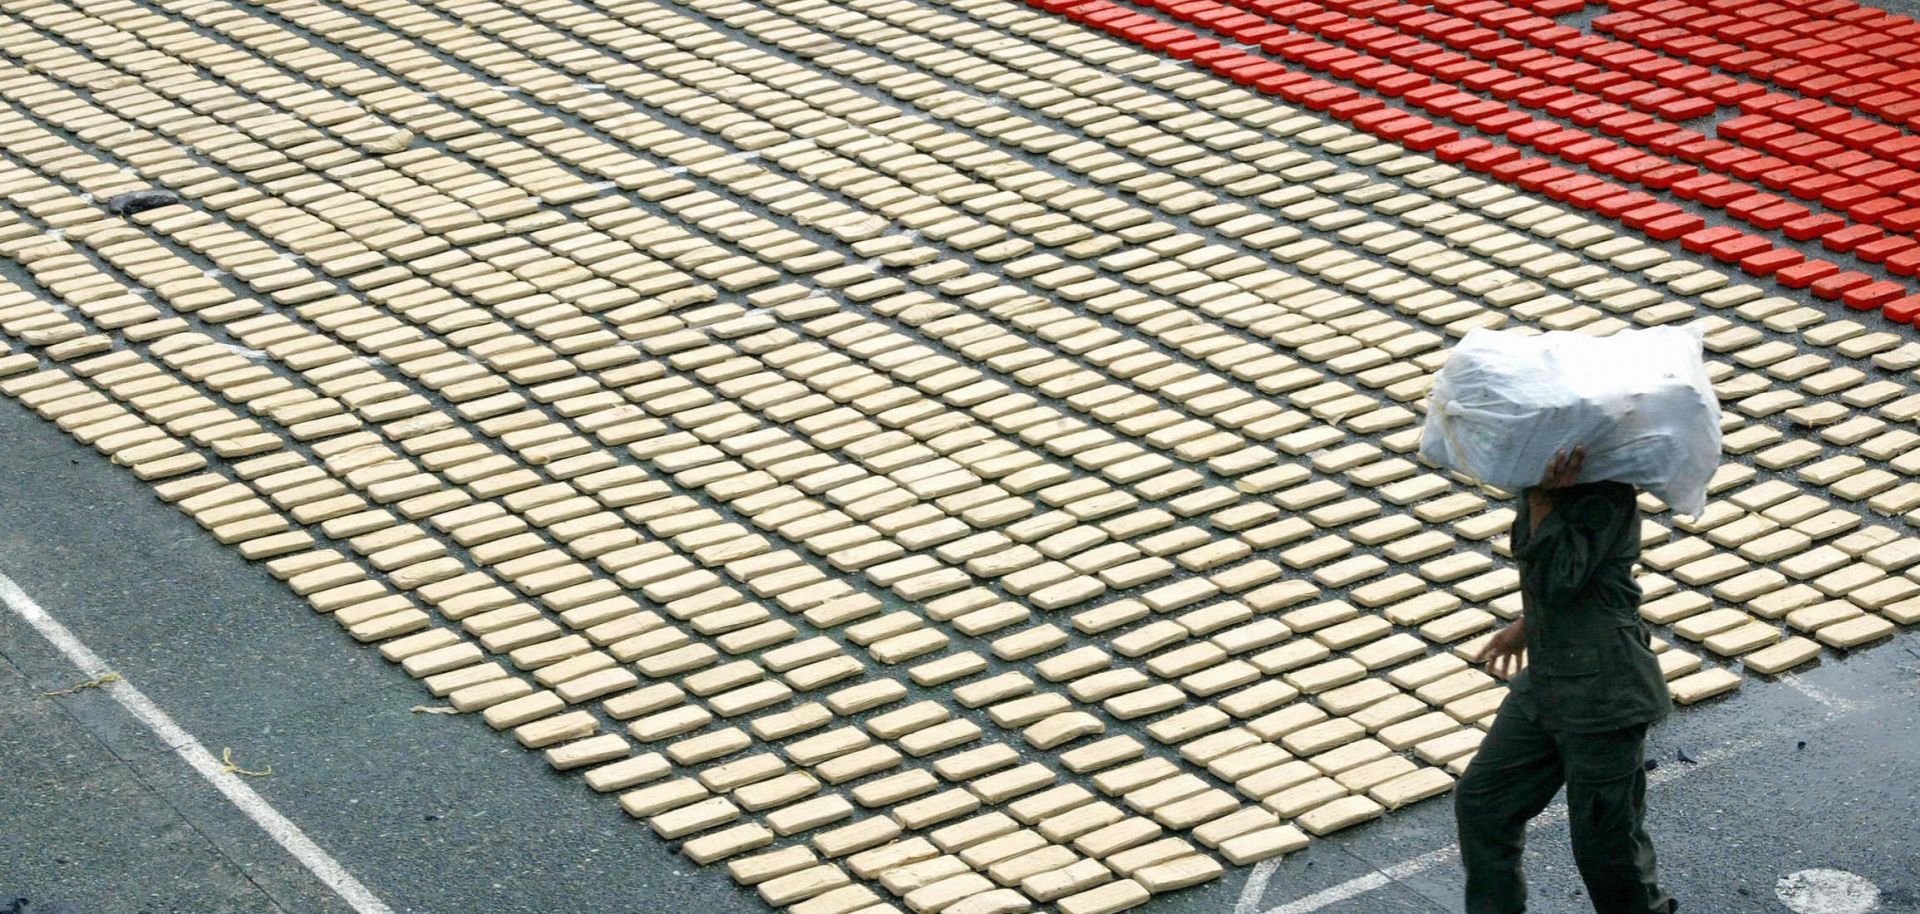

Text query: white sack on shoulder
(1418, 324), (1722, 516)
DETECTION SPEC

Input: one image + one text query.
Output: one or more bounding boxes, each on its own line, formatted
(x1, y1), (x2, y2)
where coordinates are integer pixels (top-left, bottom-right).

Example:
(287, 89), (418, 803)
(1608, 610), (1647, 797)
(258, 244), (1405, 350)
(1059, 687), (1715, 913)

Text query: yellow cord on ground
(40, 672), (120, 697)
(220, 747), (271, 777)
(411, 704), (459, 714)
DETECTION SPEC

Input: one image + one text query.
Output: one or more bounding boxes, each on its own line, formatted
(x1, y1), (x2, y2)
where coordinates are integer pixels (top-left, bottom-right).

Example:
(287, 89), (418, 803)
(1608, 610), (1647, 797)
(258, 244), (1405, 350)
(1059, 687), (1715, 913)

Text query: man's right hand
(1478, 619), (1526, 678)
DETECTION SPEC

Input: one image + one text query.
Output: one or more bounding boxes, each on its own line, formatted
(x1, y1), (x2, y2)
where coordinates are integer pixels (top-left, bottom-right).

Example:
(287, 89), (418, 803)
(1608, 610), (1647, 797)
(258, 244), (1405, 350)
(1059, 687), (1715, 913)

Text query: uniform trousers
(1455, 696), (1677, 914)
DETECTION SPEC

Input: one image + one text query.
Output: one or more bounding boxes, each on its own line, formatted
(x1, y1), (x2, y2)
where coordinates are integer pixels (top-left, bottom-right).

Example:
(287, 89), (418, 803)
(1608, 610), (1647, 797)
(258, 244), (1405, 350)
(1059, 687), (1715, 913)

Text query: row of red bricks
(1294, 0), (1920, 226)
(1159, 0), (1920, 254)
(1132, 1), (1920, 274)
(1598, 0), (1920, 130)
(1032, 0), (1920, 322)
(1362, 0), (1920, 145)
(1286, 0), (1917, 160)
(1244, 0), (1738, 118)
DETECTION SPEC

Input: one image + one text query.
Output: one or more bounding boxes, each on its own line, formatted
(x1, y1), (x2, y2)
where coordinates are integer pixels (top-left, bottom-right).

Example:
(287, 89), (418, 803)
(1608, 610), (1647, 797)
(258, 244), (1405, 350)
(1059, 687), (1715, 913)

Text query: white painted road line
(0, 572), (396, 914)
(1780, 674), (1861, 714)
(1260, 847), (1456, 914)
(1232, 860), (1283, 914)
(1239, 698), (1864, 914)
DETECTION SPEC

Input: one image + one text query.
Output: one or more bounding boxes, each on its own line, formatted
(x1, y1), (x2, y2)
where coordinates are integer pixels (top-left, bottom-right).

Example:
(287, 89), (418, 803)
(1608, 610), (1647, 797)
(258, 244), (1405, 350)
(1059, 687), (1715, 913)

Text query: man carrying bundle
(1454, 447), (1678, 914)
(1419, 325), (1717, 913)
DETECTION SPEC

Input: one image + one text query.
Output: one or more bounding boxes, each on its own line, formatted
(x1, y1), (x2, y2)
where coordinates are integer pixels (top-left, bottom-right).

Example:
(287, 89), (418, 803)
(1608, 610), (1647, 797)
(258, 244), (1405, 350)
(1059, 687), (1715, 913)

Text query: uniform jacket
(1508, 481), (1672, 733)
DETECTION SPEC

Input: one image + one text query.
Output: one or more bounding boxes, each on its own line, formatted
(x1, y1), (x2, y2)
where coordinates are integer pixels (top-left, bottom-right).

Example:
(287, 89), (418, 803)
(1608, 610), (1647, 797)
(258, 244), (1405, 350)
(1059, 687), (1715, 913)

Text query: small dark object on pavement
(105, 191), (182, 216)
(7, 900), (82, 914)
(1676, 748), (1695, 764)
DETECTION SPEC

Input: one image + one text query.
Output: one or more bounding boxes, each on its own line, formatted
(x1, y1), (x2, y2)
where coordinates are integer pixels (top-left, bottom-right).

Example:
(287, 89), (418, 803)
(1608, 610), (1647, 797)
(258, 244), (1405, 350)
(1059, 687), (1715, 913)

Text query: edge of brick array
(1029, 0), (1920, 324)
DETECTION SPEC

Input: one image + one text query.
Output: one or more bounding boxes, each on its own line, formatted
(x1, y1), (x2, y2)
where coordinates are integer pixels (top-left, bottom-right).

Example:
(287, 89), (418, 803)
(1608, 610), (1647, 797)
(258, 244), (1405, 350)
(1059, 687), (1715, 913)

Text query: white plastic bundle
(1419, 324), (1722, 516)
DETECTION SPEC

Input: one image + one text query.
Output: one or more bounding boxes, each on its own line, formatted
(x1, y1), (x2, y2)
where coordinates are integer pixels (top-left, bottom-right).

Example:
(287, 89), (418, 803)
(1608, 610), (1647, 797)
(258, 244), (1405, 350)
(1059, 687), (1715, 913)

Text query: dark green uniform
(1455, 481), (1677, 914)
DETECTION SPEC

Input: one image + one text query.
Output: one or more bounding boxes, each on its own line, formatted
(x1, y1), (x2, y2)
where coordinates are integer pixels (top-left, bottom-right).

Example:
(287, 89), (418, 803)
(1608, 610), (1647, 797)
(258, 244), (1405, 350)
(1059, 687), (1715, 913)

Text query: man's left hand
(1478, 620), (1527, 679)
